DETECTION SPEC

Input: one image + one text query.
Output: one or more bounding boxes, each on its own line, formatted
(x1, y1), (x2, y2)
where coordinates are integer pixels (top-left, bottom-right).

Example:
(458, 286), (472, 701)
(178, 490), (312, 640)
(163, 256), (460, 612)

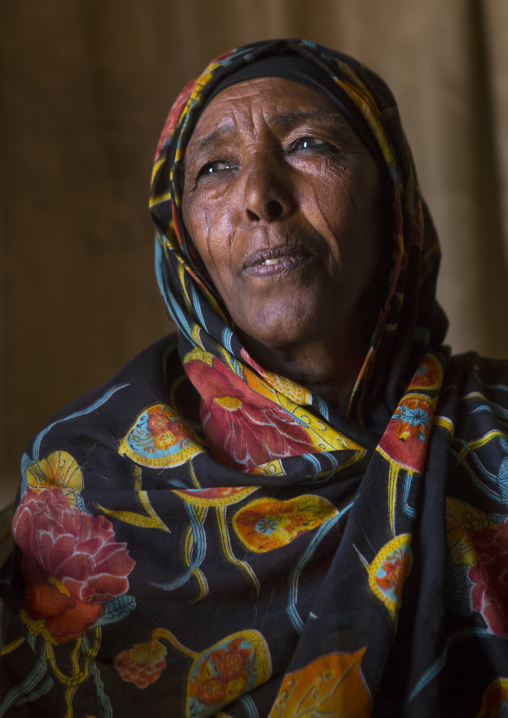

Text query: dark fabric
(1, 38), (508, 717)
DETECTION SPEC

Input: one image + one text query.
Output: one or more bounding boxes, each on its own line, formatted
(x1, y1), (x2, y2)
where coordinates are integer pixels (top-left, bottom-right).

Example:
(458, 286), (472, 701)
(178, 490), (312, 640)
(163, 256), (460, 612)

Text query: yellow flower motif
(25, 451), (83, 505)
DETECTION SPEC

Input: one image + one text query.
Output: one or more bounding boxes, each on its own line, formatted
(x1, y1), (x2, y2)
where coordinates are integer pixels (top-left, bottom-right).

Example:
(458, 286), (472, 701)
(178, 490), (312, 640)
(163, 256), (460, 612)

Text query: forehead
(187, 77), (350, 146)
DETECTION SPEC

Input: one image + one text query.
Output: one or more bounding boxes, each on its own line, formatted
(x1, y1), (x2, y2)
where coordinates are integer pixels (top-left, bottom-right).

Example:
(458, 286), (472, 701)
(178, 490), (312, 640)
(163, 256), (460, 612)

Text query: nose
(242, 154), (296, 223)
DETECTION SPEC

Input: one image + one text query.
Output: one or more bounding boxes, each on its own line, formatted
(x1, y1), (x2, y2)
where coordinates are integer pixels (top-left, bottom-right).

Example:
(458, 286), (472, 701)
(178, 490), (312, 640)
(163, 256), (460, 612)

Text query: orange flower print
(189, 637), (252, 709)
(114, 637), (168, 688)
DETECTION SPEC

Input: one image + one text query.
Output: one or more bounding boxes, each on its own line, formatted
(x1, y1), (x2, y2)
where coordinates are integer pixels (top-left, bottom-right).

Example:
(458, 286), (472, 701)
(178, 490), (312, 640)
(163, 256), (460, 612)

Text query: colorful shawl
(2, 39), (508, 717)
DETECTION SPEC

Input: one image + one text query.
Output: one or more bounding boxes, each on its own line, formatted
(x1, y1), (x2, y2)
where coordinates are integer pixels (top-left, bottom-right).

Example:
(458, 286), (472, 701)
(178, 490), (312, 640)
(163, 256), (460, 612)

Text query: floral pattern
(185, 356), (317, 470)
(114, 636), (168, 688)
(445, 498), (508, 637)
(12, 488), (135, 643)
(410, 353), (443, 391)
(468, 519), (508, 638)
(24, 450), (83, 504)
(113, 627), (271, 715)
(187, 631), (271, 716)
(378, 393), (437, 472)
(240, 347), (313, 405)
(268, 648), (371, 717)
(367, 534), (412, 620)
(119, 403), (204, 468)
(233, 495), (338, 553)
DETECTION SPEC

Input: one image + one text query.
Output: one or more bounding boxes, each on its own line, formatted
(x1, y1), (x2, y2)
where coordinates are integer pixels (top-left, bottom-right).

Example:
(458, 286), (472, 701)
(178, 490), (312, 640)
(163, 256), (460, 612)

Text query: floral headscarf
(150, 38), (447, 429)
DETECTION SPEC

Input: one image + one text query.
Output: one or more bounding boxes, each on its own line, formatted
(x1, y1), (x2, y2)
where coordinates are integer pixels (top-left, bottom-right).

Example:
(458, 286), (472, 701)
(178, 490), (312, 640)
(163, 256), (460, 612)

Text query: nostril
(266, 200), (283, 218)
(244, 197), (286, 223)
(246, 208), (260, 222)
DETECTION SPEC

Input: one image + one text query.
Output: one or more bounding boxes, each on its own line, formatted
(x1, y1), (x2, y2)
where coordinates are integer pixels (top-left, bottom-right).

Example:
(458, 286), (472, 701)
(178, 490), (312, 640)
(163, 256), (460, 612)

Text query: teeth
(263, 257), (281, 265)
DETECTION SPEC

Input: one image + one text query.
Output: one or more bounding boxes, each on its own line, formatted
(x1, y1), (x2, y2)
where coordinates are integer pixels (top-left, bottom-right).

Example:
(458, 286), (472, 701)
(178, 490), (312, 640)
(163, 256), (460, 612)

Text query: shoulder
(443, 352), (508, 484)
(437, 351), (508, 453)
(23, 333), (183, 471)
(445, 352), (508, 396)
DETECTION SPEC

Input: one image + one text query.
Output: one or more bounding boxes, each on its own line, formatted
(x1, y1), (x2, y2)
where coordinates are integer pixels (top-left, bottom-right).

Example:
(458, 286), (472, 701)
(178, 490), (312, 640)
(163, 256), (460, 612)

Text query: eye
(198, 159), (236, 178)
(290, 136), (331, 152)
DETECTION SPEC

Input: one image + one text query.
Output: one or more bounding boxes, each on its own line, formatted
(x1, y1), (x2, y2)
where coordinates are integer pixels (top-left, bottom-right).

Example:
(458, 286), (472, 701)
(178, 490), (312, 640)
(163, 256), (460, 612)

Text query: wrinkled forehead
(185, 77), (359, 160)
(149, 42), (401, 246)
(183, 52), (386, 180)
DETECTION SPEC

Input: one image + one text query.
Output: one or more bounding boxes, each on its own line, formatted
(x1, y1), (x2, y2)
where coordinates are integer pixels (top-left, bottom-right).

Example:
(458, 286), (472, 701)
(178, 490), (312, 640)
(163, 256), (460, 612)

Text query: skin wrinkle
(202, 205), (222, 299)
(205, 206), (238, 311)
(184, 111), (351, 175)
(183, 112), (360, 191)
(182, 77), (384, 410)
(312, 184), (345, 278)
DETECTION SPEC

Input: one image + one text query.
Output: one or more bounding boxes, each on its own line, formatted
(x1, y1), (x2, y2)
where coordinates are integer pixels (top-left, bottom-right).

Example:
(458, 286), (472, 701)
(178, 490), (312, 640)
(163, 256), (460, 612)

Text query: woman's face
(182, 77), (385, 357)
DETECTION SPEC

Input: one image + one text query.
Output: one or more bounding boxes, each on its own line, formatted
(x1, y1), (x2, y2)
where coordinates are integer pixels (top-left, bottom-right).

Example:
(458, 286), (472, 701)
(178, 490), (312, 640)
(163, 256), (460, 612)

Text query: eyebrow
(187, 110), (349, 159)
(270, 110), (348, 126)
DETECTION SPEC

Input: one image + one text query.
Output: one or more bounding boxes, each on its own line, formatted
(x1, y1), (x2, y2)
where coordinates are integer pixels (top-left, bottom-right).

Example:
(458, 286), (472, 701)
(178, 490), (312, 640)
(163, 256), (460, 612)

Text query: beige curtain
(1, 0), (507, 488)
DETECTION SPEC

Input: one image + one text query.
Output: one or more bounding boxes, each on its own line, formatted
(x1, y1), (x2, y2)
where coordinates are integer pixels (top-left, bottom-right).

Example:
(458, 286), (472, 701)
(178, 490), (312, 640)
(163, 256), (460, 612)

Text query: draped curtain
(1, 0), (507, 489)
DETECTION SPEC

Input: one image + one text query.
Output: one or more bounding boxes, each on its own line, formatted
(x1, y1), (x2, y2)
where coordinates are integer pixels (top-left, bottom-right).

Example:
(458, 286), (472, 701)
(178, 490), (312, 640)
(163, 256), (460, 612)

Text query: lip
(242, 244), (312, 278)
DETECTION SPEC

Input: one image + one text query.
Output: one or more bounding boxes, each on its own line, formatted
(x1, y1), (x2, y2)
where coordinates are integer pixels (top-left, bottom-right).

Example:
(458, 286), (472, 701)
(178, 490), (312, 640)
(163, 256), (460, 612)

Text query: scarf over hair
(2, 39), (508, 717)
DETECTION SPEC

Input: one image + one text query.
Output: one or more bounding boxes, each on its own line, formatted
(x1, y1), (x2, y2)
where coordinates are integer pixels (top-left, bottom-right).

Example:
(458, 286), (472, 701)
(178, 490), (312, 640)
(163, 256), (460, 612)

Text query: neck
(238, 329), (369, 413)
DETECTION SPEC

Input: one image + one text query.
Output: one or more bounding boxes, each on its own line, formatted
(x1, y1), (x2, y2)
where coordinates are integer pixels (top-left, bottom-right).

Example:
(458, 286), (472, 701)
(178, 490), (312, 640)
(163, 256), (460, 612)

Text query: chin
(231, 292), (321, 343)
(236, 319), (318, 357)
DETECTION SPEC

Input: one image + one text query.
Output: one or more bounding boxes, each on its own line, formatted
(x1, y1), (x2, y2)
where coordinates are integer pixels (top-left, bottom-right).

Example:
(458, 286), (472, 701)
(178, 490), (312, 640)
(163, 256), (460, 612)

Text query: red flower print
(212, 638), (251, 682)
(408, 354), (442, 391)
(145, 407), (194, 451)
(12, 489), (135, 643)
(193, 638), (250, 707)
(185, 357), (317, 470)
(114, 638), (167, 688)
(187, 630), (271, 712)
(147, 411), (173, 435)
(469, 520), (508, 638)
(154, 79), (195, 160)
(378, 393), (436, 472)
(197, 677), (226, 706)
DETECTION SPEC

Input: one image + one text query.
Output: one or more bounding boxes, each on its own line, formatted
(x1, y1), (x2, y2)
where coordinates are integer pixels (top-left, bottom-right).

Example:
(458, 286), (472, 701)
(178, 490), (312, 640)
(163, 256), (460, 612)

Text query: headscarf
(150, 38), (447, 430)
(2, 39), (508, 718)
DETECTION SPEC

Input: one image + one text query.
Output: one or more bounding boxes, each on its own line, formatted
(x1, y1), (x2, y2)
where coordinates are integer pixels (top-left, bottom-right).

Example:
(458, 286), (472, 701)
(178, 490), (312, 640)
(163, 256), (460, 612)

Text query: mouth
(243, 245), (311, 278)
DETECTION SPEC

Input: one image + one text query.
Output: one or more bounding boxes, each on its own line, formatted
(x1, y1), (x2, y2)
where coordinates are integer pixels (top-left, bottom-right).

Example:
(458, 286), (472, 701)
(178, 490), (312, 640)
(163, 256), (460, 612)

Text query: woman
(1, 38), (508, 717)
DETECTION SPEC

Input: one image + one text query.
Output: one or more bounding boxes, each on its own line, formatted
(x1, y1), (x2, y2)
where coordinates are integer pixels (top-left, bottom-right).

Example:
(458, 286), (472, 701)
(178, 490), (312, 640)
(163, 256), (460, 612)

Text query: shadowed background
(1, 0), (508, 496)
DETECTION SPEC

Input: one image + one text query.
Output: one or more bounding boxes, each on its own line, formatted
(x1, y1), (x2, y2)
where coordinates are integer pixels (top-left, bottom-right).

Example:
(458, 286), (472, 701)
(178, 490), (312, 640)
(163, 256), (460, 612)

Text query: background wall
(1, 0), (508, 498)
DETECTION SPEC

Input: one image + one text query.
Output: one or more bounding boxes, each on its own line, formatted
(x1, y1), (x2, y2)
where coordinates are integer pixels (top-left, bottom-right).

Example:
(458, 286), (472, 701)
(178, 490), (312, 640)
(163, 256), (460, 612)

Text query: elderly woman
(1, 38), (508, 717)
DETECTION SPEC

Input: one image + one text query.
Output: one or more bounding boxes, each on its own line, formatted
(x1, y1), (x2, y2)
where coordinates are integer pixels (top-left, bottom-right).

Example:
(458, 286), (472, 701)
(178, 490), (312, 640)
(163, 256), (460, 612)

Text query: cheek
(301, 170), (360, 259)
(184, 201), (235, 290)
(310, 166), (383, 287)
